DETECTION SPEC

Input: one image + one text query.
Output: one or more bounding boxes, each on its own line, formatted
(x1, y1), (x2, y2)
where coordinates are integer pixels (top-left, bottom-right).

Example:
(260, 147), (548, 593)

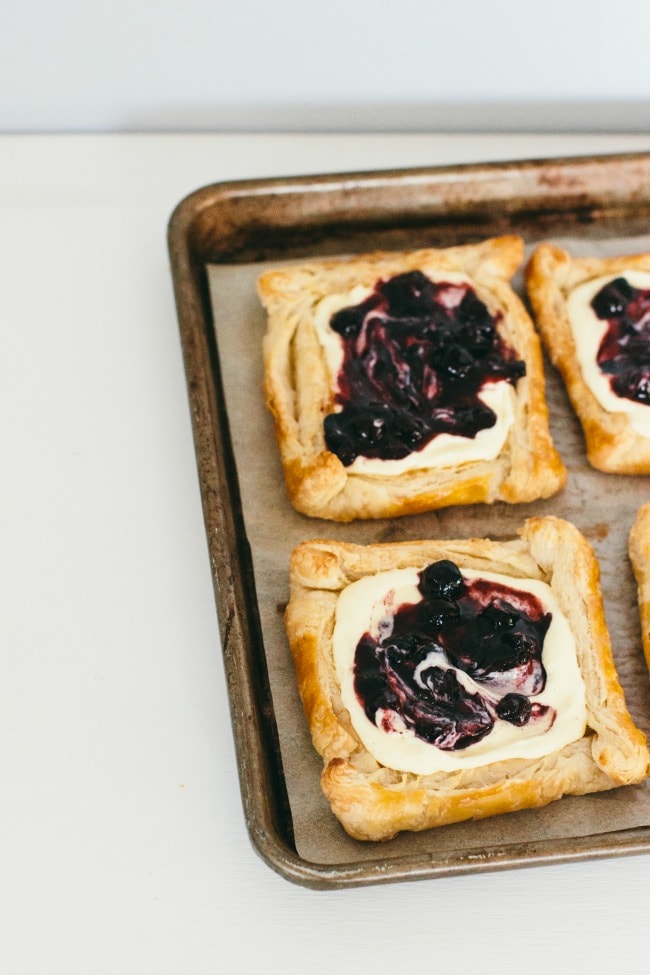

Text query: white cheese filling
(333, 566), (587, 775)
(313, 273), (517, 475)
(567, 270), (650, 436)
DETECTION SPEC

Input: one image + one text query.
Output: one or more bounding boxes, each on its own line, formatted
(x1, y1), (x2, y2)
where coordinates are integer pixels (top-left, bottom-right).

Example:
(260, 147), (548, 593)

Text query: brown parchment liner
(207, 233), (650, 866)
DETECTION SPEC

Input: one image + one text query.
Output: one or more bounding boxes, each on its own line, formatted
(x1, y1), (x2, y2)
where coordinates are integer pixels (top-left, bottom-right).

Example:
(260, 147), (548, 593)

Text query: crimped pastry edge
(286, 516), (649, 841)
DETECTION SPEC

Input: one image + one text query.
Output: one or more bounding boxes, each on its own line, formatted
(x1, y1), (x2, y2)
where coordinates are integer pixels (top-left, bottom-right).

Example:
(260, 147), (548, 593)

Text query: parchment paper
(208, 233), (650, 865)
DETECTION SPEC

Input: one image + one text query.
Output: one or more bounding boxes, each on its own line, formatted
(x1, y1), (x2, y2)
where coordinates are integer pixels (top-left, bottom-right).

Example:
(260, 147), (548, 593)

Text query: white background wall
(3, 0), (650, 132)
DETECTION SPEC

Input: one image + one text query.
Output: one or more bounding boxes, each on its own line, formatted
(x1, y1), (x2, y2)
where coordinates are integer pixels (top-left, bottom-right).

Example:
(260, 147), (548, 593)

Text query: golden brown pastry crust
(526, 243), (650, 474)
(629, 502), (650, 672)
(259, 236), (566, 521)
(286, 517), (649, 841)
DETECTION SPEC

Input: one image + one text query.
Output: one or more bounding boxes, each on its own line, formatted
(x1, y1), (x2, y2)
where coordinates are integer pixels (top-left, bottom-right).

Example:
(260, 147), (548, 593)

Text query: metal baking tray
(168, 152), (650, 888)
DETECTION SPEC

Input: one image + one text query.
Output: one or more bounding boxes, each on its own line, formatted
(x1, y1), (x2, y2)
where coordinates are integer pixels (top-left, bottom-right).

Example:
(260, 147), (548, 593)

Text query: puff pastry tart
(286, 516), (649, 841)
(526, 243), (650, 473)
(629, 502), (650, 672)
(259, 236), (565, 521)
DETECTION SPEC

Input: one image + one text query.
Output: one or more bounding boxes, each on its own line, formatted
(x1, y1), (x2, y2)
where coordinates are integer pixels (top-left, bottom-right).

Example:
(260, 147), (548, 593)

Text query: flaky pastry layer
(259, 236), (565, 521)
(286, 517), (649, 841)
(526, 243), (650, 474)
(629, 502), (650, 673)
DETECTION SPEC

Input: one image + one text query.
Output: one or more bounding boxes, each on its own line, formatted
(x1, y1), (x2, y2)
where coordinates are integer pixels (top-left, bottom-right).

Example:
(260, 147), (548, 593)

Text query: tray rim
(167, 150), (650, 889)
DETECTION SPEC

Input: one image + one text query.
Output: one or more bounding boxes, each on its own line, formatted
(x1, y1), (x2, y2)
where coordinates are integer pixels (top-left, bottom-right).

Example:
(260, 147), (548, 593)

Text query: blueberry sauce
(323, 271), (526, 467)
(353, 560), (554, 751)
(591, 276), (650, 404)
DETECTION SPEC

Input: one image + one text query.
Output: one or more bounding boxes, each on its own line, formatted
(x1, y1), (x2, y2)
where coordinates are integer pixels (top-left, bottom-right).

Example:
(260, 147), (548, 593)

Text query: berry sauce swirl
(353, 560), (554, 751)
(322, 270), (526, 467)
(591, 276), (650, 405)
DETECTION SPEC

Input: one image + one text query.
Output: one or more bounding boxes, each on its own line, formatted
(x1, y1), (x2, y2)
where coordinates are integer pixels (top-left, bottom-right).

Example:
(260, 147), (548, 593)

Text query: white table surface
(4, 132), (650, 975)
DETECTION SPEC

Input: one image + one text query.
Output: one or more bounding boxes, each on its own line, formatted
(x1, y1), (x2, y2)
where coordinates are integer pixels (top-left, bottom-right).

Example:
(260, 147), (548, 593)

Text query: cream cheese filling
(333, 566), (587, 775)
(313, 273), (517, 475)
(567, 270), (650, 436)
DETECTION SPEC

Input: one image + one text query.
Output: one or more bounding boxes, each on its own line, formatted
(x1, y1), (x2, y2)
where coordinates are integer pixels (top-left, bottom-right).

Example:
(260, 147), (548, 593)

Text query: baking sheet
(208, 231), (650, 866)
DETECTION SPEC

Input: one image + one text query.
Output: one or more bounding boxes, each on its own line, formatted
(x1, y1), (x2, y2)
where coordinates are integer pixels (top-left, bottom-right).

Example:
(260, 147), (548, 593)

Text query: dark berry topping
(330, 305), (366, 339)
(424, 598), (461, 629)
(379, 270), (437, 315)
(353, 561), (554, 752)
(435, 344), (476, 379)
(414, 667), (493, 749)
(501, 632), (538, 667)
(590, 276), (650, 406)
(496, 693), (533, 726)
(591, 277), (634, 319)
(481, 602), (518, 631)
(611, 367), (650, 403)
(324, 271), (526, 466)
(458, 288), (494, 329)
(420, 559), (465, 600)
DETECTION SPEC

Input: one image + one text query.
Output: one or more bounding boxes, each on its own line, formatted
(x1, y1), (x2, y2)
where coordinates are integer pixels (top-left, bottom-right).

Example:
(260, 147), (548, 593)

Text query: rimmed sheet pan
(168, 152), (650, 888)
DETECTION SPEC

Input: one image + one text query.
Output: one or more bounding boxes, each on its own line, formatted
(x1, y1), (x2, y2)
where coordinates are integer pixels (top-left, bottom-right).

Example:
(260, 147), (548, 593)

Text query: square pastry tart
(526, 243), (650, 473)
(259, 236), (565, 521)
(629, 502), (650, 672)
(286, 516), (649, 841)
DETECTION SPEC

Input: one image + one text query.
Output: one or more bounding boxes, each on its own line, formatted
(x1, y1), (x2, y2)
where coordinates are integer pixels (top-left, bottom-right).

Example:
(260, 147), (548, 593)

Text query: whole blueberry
(420, 560), (465, 600)
(591, 277), (633, 319)
(496, 693), (532, 726)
